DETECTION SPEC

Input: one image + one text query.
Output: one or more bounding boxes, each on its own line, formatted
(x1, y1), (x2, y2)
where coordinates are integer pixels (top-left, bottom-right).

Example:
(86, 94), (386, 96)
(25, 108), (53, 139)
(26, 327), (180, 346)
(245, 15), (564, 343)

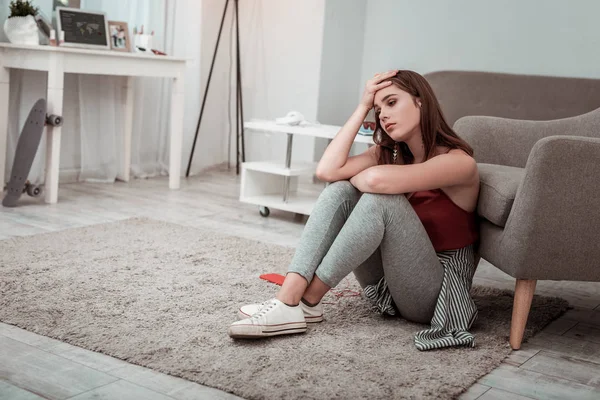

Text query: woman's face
(373, 84), (421, 141)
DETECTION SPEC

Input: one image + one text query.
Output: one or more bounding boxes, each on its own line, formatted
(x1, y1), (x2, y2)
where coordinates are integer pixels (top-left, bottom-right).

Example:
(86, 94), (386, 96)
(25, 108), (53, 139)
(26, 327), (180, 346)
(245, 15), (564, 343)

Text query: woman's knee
(358, 193), (411, 214)
(319, 180), (360, 203)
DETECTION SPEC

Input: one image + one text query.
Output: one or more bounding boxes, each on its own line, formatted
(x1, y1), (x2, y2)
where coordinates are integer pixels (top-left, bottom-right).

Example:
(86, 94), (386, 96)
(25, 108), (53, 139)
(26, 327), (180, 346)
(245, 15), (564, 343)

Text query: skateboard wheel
(26, 185), (43, 197)
(46, 114), (63, 127)
(259, 206), (270, 217)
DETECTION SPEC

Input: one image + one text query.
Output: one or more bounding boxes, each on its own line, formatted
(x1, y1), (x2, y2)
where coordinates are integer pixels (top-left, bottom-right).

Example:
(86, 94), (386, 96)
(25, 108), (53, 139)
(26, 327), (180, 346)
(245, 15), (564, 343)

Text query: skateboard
(2, 98), (63, 207)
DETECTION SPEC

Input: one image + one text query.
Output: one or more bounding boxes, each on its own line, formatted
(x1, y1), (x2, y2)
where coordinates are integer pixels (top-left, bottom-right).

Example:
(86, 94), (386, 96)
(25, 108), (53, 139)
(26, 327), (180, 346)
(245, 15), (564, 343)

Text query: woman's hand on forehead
(361, 70), (398, 110)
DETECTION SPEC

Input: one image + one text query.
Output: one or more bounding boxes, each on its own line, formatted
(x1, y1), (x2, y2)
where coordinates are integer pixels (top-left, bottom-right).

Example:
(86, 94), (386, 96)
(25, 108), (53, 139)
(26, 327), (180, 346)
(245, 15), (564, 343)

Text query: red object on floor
(259, 273), (285, 286)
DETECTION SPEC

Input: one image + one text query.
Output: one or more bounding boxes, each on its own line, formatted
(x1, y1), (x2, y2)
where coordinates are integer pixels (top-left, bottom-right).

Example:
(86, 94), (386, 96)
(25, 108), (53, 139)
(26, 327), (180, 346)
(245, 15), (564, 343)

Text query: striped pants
(287, 181), (478, 350)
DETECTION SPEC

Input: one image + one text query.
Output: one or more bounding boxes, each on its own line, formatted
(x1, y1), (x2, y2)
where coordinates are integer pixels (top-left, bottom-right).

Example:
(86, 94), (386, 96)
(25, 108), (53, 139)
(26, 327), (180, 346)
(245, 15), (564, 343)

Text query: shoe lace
(251, 300), (269, 314)
(251, 300), (276, 319)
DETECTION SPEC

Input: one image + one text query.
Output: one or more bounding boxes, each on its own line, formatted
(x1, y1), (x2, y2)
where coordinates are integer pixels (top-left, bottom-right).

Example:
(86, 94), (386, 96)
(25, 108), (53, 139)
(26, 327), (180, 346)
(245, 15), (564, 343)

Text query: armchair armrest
(454, 114), (585, 168)
(493, 135), (600, 280)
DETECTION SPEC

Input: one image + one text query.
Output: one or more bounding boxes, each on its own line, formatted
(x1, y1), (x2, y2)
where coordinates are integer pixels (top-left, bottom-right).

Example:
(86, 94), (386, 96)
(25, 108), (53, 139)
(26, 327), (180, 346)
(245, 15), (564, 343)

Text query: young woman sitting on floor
(229, 69), (480, 350)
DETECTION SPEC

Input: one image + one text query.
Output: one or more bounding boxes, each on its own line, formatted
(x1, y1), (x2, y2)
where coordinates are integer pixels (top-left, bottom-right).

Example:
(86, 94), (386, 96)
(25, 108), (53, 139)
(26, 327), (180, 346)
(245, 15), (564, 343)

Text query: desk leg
(45, 58), (64, 204)
(169, 74), (184, 189)
(0, 65), (9, 187)
(118, 76), (134, 182)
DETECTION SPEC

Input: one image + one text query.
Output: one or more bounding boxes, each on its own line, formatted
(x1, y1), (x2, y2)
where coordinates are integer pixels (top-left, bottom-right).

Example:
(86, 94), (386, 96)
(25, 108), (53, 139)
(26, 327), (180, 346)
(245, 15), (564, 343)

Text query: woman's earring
(393, 142), (398, 163)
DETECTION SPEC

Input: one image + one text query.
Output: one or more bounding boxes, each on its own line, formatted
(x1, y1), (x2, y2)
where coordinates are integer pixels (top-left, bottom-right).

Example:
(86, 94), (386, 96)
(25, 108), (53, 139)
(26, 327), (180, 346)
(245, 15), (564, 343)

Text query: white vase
(4, 15), (39, 45)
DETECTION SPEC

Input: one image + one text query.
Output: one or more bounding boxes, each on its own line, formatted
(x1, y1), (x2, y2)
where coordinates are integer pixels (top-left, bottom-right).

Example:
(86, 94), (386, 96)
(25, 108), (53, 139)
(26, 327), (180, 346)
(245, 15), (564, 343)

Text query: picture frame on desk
(108, 21), (131, 52)
(55, 7), (110, 50)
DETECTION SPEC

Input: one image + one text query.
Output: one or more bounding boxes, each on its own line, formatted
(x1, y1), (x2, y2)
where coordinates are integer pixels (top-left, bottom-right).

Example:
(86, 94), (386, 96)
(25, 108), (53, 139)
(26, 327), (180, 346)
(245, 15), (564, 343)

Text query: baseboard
(59, 168), (80, 184)
(193, 162), (229, 175)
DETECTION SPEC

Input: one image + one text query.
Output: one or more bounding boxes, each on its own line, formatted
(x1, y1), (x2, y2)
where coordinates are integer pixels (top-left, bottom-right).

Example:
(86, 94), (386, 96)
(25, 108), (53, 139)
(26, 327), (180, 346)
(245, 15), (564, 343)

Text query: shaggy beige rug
(0, 218), (568, 400)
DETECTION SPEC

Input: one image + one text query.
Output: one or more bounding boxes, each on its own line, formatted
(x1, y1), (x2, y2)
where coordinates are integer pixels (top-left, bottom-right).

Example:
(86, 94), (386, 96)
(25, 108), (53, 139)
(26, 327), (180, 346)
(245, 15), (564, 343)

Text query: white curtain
(1, 0), (175, 184)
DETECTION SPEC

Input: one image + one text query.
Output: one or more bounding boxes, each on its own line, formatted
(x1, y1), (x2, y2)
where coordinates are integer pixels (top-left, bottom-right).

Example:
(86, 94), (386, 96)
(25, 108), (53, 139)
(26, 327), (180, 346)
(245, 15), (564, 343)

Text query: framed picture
(55, 7), (110, 50)
(108, 21), (131, 52)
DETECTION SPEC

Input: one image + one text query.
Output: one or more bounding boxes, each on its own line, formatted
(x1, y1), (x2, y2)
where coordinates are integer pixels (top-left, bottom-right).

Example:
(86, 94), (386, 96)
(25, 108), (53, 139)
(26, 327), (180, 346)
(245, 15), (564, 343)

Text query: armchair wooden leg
(510, 279), (537, 350)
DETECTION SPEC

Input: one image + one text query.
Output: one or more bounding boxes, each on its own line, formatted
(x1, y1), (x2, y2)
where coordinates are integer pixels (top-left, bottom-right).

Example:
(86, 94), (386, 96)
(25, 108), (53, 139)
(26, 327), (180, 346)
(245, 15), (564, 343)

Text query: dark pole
(186, 0), (230, 177)
(234, 0), (246, 172)
(234, 0), (240, 174)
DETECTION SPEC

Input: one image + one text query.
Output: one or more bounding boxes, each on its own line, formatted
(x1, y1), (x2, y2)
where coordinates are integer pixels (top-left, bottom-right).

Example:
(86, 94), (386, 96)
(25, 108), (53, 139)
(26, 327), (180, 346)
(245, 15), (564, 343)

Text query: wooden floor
(1, 167), (599, 400)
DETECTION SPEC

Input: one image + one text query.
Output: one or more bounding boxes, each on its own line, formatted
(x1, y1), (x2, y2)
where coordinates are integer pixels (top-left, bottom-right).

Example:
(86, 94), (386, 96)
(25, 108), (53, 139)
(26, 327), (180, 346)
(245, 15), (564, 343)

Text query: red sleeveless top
(408, 189), (479, 252)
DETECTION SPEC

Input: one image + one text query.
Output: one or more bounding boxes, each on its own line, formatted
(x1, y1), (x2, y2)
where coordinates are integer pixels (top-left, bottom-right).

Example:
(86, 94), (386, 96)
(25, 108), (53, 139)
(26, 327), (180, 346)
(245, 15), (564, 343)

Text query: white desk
(241, 119), (373, 216)
(0, 42), (188, 203)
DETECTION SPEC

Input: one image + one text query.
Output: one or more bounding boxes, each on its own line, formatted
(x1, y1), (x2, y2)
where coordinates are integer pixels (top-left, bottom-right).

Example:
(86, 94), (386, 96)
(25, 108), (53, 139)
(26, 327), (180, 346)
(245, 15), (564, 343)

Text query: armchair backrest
(454, 107), (600, 167)
(424, 70), (600, 127)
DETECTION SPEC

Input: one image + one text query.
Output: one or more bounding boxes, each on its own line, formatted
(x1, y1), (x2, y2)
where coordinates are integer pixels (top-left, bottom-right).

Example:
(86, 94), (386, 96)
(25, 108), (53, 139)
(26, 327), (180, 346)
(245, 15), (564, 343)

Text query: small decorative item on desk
(4, 0), (40, 45)
(108, 20), (131, 52)
(34, 12), (52, 44)
(48, 28), (56, 46)
(133, 25), (152, 52)
(358, 121), (375, 136)
(132, 25), (166, 55)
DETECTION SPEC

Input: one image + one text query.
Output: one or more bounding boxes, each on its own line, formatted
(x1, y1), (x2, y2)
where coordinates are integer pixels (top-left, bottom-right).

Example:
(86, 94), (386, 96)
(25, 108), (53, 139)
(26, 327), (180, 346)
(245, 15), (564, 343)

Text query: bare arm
(316, 142), (379, 182)
(316, 70), (397, 182)
(349, 150), (478, 194)
(315, 106), (378, 182)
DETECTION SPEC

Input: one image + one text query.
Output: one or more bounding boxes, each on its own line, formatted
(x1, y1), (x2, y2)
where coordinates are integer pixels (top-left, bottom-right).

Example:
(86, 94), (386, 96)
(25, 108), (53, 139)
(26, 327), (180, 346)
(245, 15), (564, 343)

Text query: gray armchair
(455, 108), (600, 350)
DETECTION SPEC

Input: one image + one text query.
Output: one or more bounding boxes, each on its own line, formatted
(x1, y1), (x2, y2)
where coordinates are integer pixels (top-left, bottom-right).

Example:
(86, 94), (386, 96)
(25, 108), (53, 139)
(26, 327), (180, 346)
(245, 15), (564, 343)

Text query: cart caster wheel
(259, 206), (270, 217)
(46, 114), (63, 127)
(26, 184), (43, 197)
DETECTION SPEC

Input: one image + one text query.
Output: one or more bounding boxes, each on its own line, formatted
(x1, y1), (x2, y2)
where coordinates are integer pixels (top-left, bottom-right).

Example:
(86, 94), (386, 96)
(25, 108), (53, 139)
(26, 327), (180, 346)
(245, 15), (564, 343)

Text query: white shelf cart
(241, 120), (373, 217)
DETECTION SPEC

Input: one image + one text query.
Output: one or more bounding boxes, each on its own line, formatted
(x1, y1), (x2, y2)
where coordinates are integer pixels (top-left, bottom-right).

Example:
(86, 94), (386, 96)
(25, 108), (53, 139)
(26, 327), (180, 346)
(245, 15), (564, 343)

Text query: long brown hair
(373, 70), (473, 165)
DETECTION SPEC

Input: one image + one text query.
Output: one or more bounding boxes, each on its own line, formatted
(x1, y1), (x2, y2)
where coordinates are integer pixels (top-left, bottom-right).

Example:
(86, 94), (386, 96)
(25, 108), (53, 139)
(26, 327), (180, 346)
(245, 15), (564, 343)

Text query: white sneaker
(228, 298), (307, 339)
(238, 299), (324, 323)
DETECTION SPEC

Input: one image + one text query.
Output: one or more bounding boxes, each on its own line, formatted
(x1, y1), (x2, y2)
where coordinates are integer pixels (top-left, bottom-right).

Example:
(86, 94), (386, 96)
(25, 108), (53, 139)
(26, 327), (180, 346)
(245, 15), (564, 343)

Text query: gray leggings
(288, 180), (445, 323)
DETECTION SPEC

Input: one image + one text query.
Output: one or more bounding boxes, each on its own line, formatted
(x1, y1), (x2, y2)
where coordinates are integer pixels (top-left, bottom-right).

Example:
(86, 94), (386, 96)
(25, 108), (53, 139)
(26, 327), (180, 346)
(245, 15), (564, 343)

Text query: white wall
(361, 0), (600, 82)
(239, 0), (325, 166)
(313, 0), (367, 160)
(192, 0), (326, 171)
(316, 0), (366, 126)
(187, 0), (235, 173)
